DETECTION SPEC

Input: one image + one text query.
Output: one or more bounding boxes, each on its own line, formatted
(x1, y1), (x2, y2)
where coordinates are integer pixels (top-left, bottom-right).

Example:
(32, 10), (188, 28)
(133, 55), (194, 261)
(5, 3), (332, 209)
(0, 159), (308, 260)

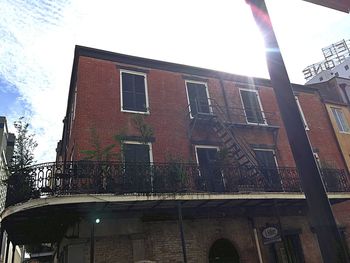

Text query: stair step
(235, 155), (247, 161)
(212, 117), (258, 170)
(227, 143), (242, 152)
(214, 122), (223, 129)
(223, 139), (234, 145)
(218, 132), (229, 138)
(231, 149), (242, 156)
(240, 160), (251, 166)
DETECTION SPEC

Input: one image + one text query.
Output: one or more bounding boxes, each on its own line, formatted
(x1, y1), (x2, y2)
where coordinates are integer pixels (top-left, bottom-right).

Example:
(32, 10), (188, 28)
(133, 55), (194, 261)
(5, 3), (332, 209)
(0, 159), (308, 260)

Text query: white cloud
(0, 0), (349, 162)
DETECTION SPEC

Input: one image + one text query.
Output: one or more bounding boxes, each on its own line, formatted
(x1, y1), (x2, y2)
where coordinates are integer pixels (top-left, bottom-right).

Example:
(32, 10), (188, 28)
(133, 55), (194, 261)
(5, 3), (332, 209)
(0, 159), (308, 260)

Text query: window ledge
(121, 109), (150, 115)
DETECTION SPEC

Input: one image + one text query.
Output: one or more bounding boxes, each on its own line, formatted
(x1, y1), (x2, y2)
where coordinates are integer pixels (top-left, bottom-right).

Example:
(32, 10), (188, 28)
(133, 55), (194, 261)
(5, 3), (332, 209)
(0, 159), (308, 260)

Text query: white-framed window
(294, 96), (309, 130)
(185, 80), (212, 118)
(122, 141), (153, 163)
(331, 107), (350, 133)
(239, 89), (267, 125)
(253, 148), (282, 189)
(120, 70), (149, 114)
(194, 145), (219, 166)
(253, 148), (278, 168)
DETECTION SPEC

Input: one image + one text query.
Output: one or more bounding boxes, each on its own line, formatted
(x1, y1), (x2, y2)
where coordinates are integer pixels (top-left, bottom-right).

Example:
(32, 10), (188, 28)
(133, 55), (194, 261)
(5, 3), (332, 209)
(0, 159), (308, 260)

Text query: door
(274, 234), (305, 263)
(123, 143), (152, 192)
(196, 147), (224, 192)
(254, 149), (281, 190)
(209, 239), (240, 263)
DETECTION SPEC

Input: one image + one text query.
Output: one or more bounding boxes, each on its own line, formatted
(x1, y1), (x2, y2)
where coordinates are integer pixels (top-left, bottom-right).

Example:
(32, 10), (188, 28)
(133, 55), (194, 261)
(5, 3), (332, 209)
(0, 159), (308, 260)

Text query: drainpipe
(177, 202), (187, 263)
(90, 222), (95, 263)
(249, 217), (263, 263)
(218, 75), (232, 122)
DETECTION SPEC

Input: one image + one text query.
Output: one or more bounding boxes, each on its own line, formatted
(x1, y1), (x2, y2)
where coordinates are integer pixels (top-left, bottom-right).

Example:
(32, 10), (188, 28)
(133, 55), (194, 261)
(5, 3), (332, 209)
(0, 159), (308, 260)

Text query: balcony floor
(2, 192), (350, 245)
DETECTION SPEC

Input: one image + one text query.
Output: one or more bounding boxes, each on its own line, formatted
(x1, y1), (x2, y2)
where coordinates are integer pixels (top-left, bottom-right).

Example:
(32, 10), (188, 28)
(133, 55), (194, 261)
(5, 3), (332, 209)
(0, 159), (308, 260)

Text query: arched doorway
(209, 238), (240, 263)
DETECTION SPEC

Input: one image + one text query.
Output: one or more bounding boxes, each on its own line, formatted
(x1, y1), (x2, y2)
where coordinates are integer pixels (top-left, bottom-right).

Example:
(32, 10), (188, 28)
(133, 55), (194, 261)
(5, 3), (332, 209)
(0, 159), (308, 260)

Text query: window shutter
(122, 72), (147, 112)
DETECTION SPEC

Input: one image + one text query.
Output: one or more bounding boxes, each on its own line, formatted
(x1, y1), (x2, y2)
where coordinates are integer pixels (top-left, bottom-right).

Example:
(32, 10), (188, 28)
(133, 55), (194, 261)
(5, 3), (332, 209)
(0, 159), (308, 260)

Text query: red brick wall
(68, 56), (298, 168)
(58, 215), (324, 263)
(145, 218), (258, 263)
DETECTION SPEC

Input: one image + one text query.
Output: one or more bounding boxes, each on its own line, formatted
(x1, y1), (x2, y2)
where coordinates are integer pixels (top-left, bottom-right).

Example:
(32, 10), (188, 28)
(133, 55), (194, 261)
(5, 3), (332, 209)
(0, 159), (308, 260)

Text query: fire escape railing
(4, 162), (350, 208)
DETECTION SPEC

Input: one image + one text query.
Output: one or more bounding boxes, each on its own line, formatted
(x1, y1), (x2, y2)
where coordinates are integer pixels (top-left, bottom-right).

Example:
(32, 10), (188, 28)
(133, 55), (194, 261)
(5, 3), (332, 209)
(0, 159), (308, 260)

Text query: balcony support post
(246, 0), (349, 262)
(4, 238), (10, 263)
(0, 226), (4, 259)
(90, 222), (95, 263)
(177, 202), (187, 263)
(11, 244), (15, 263)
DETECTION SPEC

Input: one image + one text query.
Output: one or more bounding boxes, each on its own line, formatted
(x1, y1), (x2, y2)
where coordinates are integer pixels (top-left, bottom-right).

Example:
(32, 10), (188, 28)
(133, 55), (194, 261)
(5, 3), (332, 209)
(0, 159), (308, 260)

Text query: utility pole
(245, 0), (349, 262)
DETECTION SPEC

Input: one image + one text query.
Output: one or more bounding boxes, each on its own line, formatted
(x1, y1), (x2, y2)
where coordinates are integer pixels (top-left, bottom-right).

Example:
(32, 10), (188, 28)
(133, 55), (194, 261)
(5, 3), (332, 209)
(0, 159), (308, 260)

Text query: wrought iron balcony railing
(4, 162), (350, 208)
(186, 98), (279, 126)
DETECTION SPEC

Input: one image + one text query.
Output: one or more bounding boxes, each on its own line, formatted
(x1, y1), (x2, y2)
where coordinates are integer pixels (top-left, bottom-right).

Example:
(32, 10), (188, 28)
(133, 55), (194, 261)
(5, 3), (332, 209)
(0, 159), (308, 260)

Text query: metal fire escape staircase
(188, 99), (261, 177)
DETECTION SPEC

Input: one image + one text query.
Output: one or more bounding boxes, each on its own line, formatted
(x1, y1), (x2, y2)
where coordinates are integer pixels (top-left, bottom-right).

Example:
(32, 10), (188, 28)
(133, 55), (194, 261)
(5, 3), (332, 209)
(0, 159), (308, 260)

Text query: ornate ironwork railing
(4, 162), (350, 207)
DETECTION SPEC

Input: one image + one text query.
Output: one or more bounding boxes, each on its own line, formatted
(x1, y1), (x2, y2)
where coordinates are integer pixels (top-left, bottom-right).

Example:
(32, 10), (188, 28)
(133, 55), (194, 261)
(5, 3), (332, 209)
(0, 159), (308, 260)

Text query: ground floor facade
(2, 194), (350, 263)
(56, 212), (329, 263)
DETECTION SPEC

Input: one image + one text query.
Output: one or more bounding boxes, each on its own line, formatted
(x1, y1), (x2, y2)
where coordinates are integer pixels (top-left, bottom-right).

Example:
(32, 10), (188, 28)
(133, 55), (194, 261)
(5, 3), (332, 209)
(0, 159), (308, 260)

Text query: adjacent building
(1, 46), (350, 263)
(306, 77), (350, 173)
(0, 117), (23, 263)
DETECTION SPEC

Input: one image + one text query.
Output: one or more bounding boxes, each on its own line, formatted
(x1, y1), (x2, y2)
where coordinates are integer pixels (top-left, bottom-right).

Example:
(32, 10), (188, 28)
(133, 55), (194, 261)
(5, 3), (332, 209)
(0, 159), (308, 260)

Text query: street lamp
(90, 217), (101, 263)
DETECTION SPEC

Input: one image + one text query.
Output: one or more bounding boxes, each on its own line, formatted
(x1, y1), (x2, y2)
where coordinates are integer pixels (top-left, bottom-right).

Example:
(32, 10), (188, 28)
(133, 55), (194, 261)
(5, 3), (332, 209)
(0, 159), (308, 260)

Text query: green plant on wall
(131, 114), (154, 144)
(81, 114), (154, 162)
(81, 128), (121, 162)
(153, 154), (188, 192)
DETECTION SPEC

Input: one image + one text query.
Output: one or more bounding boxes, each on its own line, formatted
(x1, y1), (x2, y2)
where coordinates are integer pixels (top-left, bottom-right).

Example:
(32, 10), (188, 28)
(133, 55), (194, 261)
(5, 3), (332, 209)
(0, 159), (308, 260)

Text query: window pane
(187, 84), (198, 115)
(134, 74), (146, 93)
(241, 90), (264, 124)
(338, 110), (350, 132)
(135, 93), (147, 111)
(332, 108), (350, 132)
(254, 150), (276, 168)
(122, 92), (135, 110)
(196, 86), (210, 113)
(122, 73), (133, 92)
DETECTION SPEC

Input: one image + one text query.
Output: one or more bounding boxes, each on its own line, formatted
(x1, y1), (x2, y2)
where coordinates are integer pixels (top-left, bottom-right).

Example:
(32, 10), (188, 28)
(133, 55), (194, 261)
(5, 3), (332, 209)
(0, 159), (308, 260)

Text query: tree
(6, 117), (38, 206)
(11, 117), (38, 169)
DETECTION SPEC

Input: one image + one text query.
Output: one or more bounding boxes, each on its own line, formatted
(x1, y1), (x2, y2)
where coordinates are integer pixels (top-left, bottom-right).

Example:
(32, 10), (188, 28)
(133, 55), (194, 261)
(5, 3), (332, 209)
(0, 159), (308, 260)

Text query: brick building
(1, 46), (350, 263)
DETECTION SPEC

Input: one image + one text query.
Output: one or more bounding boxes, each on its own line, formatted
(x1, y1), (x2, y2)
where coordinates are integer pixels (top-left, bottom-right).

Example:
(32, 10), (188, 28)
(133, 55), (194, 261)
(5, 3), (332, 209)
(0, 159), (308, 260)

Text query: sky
(0, 0), (349, 162)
